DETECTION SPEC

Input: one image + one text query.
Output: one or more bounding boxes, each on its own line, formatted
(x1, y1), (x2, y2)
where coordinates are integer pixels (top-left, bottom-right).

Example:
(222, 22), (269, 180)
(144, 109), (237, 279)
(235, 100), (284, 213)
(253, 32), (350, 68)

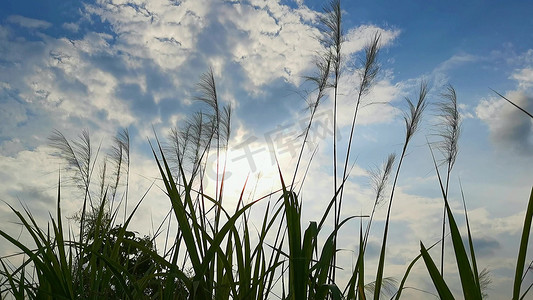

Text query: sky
(1, 0), (533, 298)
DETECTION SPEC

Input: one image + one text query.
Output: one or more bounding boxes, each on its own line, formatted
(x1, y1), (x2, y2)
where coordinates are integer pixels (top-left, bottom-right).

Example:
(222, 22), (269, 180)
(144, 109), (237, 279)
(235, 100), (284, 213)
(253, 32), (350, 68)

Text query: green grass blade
(251, 200), (271, 299)
(303, 221), (318, 299)
(89, 251), (138, 299)
(0, 207), (68, 295)
(459, 181), (480, 291)
(394, 239), (439, 299)
(197, 199), (260, 282)
(429, 143), (481, 299)
(150, 141), (202, 270)
(242, 213), (253, 297)
(278, 164), (304, 299)
(122, 238), (192, 286)
(316, 284), (343, 300)
(512, 187), (533, 300)
(313, 217), (356, 299)
(358, 221), (366, 300)
(420, 242), (454, 299)
(52, 174), (73, 297)
(1, 259), (24, 299)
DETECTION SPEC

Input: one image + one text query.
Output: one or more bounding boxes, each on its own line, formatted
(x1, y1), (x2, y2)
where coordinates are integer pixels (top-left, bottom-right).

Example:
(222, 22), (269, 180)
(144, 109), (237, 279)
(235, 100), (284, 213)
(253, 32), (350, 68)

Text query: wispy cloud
(432, 53), (479, 85)
(62, 22), (80, 32)
(7, 15), (52, 29)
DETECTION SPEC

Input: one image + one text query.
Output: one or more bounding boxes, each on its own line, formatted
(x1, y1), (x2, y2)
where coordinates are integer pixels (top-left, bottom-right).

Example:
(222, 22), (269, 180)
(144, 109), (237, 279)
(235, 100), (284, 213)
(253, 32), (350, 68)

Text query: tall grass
(1, 1), (532, 299)
(434, 84), (461, 276)
(316, 0), (344, 282)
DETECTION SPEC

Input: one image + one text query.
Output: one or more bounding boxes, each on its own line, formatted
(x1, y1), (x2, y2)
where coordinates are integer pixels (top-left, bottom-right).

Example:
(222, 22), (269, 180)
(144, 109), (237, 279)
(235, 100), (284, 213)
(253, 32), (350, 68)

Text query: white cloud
(7, 15), (52, 29)
(435, 53), (478, 72)
(511, 67), (533, 89)
(0, 138), (25, 156)
(218, 1), (321, 88)
(476, 50), (533, 153)
(468, 206), (525, 237)
(0, 146), (60, 257)
(0, 26), (138, 132)
(475, 90), (533, 154)
(62, 22), (80, 32)
(458, 103), (474, 119)
(343, 24), (400, 57)
(432, 53), (479, 86)
(85, 0), (211, 71)
(335, 73), (403, 128)
(2, 1), (403, 152)
(0, 147), (56, 204)
(0, 98), (28, 137)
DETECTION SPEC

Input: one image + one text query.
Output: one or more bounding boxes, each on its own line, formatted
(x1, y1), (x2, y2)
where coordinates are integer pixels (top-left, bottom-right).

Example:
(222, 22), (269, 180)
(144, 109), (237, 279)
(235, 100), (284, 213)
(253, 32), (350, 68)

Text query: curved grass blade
(428, 143), (481, 299)
(420, 242), (454, 299)
(459, 181), (480, 291)
(394, 239), (440, 300)
(512, 187), (533, 300)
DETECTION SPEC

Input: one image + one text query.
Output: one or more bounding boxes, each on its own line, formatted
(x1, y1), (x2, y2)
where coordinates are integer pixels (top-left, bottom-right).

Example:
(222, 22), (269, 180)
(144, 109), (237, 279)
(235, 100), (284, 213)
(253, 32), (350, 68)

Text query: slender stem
(338, 88), (363, 221)
(374, 142), (407, 300)
(331, 79), (339, 283)
(440, 160), (452, 275)
(290, 95), (322, 192)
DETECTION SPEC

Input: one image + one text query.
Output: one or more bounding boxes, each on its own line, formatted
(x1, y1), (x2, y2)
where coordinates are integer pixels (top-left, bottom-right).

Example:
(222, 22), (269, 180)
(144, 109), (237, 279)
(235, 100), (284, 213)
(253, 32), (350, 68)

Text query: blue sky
(1, 0), (532, 298)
